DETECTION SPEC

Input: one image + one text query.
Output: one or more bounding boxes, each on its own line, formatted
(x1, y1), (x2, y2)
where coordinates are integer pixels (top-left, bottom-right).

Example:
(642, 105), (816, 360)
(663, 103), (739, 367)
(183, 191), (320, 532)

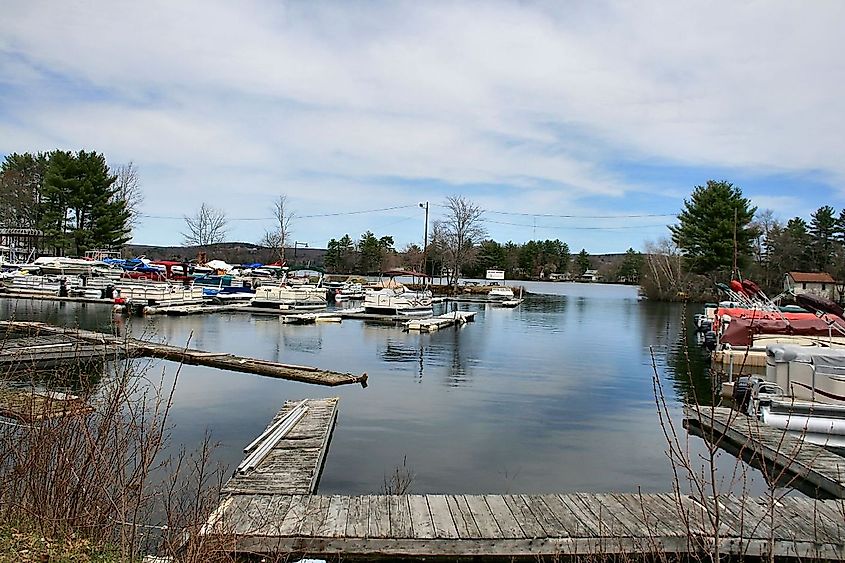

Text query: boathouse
(784, 271), (837, 299)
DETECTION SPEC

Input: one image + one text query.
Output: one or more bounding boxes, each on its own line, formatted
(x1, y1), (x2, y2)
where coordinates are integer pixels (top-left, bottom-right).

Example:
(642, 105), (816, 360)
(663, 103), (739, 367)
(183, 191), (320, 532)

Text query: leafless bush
(380, 455), (414, 495)
(0, 330), (236, 561)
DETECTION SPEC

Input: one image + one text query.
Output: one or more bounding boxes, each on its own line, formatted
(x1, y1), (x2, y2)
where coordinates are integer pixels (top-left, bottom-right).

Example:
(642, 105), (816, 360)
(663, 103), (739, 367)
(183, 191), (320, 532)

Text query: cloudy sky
(2, 1), (844, 253)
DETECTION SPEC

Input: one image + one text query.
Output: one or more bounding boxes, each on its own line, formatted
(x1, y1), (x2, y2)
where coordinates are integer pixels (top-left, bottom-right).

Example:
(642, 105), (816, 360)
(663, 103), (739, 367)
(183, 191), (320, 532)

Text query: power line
(429, 202), (676, 219)
(140, 204), (418, 221)
(482, 218), (673, 230)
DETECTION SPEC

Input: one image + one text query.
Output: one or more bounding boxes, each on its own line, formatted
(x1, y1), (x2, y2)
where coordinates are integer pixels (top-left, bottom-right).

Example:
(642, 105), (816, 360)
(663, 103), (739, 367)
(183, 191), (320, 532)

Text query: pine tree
(809, 205), (837, 271)
(669, 180), (757, 276)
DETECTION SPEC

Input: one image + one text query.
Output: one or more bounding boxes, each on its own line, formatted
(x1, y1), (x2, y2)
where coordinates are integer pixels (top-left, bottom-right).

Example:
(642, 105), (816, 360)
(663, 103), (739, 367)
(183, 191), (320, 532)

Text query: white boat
(488, 285), (515, 300)
(250, 284), (327, 310)
(363, 287), (433, 316)
(764, 344), (845, 405)
(335, 282), (365, 301)
(746, 378), (845, 449)
(740, 344), (845, 448)
(32, 256), (103, 276)
(114, 281), (205, 306)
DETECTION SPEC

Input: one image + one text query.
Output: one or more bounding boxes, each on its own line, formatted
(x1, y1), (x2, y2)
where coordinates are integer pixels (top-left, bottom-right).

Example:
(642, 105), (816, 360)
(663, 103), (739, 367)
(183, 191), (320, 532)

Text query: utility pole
(419, 202), (429, 279)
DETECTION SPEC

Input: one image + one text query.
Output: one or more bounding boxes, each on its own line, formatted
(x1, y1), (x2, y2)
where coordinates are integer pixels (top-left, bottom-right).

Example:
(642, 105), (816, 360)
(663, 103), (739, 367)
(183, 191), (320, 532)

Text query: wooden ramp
(0, 321), (367, 387)
(223, 398), (339, 495)
(205, 492), (845, 559)
(685, 406), (845, 499)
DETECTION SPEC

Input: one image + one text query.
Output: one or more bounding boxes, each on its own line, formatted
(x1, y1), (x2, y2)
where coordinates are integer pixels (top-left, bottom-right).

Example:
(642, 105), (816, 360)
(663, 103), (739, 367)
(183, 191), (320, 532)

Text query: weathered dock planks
(205, 492), (845, 559)
(685, 406), (845, 498)
(0, 334), (128, 370)
(0, 321), (367, 387)
(222, 398), (339, 495)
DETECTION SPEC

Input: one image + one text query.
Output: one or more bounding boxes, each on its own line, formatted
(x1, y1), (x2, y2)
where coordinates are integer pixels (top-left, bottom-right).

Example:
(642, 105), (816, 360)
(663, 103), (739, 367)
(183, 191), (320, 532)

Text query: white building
(784, 272), (837, 299)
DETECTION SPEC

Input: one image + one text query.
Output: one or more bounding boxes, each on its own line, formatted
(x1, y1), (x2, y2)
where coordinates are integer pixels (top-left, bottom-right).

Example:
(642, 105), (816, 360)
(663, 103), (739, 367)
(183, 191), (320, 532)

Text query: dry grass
(0, 325), (238, 562)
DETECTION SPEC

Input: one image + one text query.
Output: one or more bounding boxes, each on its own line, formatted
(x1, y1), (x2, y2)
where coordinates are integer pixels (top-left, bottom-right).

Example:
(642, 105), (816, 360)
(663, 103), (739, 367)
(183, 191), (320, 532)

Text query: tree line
(645, 179), (845, 301)
(0, 151), (141, 256)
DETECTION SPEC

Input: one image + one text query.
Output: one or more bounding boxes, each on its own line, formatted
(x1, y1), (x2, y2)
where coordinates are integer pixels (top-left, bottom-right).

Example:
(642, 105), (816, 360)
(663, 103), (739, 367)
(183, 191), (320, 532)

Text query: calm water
(1, 283), (769, 495)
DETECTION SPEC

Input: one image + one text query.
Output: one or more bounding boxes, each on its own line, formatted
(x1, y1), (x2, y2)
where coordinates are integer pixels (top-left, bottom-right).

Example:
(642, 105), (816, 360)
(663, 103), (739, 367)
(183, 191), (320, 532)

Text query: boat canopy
(766, 343), (845, 378)
(766, 344), (845, 364)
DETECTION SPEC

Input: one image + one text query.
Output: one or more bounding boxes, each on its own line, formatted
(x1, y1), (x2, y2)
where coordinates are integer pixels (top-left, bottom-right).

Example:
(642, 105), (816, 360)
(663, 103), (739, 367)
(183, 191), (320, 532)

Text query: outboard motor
(703, 330), (717, 351)
(732, 376), (755, 413)
(103, 284), (115, 299)
(699, 319), (712, 333)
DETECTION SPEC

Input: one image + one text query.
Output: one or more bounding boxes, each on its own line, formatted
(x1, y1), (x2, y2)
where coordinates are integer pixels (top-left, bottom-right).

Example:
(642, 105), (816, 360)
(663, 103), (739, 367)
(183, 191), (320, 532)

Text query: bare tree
(182, 203), (228, 246)
(111, 162), (144, 230)
(433, 195), (486, 287)
(259, 194), (295, 264)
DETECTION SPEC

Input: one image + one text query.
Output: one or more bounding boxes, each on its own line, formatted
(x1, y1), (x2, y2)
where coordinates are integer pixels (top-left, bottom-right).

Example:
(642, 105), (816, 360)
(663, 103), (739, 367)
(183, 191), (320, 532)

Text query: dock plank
(317, 495), (348, 537)
(367, 494), (391, 539)
(485, 494), (523, 539)
(345, 495), (368, 538)
(447, 495), (480, 539)
(407, 495), (435, 539)
(428, 495), (459, 539)
(388, 495), (413, 538)
(503, 495), (547, 538)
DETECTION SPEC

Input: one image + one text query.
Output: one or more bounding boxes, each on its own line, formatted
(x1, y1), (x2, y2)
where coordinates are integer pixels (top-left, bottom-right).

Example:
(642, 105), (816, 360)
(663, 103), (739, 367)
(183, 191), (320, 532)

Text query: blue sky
(2, 1), (844, 253)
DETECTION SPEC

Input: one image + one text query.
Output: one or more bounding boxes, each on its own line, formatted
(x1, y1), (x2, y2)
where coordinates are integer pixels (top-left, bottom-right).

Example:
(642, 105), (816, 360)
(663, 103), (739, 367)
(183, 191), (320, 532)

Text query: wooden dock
(404, 311), (476, 332)
(205, 492), (845, 559)
(222, 398), (339, 495)
(0, 291), (115, 305)
(0, 321), (367, 387)
(204, 400), (845, 560)
(685, 406), (845, 498)
(0, 334), (128, 370)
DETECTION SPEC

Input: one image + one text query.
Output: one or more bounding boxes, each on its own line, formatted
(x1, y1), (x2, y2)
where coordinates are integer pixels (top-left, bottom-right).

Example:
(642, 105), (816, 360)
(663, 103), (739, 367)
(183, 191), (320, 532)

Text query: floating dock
(222, 398), (339, 495)
(0, 321), (367, 387)
(0, 333), (129, 371)
(685, 406), (845, 498)
(404, 311), (476, 332)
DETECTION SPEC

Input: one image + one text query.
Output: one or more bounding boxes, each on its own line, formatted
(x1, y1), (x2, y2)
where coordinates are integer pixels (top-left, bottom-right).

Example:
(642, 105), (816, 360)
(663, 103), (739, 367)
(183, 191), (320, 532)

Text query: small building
(784, 272), (837, 299)
(580, 269), (600, 282)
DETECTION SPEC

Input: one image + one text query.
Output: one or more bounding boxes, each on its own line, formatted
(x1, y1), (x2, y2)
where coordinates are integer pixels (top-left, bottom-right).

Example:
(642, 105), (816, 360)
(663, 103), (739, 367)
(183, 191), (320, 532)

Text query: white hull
(765, 345), (845, 406)
(115, 282), (205, 305)
(363, 288), (433, 316)
(250, 285), (327, 310)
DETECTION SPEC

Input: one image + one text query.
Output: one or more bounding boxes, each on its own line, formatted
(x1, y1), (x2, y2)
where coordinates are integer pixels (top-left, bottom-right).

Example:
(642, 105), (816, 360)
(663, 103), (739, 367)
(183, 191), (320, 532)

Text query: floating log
(0, 321), (367, 387)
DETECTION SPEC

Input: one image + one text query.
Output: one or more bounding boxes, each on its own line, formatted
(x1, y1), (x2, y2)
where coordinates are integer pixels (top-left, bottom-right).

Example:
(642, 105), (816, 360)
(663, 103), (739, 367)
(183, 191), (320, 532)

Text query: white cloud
(1, 0), (844, 249)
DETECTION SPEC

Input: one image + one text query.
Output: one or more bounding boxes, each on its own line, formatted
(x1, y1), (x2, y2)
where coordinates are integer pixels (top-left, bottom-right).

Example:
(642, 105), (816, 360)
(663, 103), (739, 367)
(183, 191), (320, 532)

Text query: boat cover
(720, 316), (845, 346)
(766, 343), (845, 364)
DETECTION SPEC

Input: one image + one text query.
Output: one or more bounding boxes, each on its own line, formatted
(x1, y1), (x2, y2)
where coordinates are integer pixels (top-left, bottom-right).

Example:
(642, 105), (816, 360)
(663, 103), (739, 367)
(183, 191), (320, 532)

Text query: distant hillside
(124, 243), (627, 275)
(126, 242), (326, 267)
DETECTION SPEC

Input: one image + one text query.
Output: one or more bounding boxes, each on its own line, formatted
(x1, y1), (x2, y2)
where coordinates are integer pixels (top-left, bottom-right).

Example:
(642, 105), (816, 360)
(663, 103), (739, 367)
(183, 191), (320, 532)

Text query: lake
(0, 282), (771, 496)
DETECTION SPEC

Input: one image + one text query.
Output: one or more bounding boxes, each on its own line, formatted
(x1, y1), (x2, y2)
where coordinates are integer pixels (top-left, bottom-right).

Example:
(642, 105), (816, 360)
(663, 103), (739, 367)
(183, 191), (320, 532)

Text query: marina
(4, 282), (845, 559)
